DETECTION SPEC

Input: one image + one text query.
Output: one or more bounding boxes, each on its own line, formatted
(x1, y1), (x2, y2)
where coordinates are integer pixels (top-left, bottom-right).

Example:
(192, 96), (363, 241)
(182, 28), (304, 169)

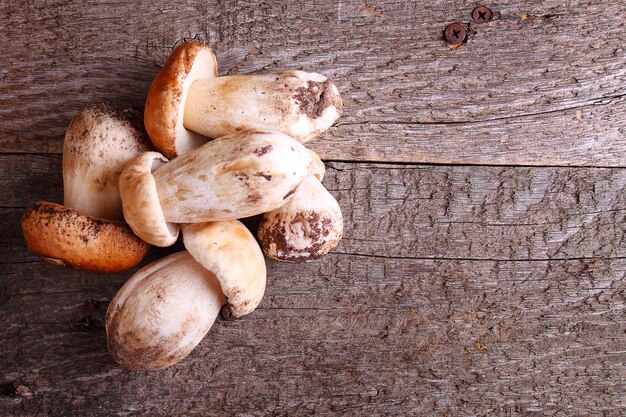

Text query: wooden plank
(1, 0), (625, 166)
(1, 256), (624, 416)
(2, 155), (624, 263)
(1, 0), (625, 415)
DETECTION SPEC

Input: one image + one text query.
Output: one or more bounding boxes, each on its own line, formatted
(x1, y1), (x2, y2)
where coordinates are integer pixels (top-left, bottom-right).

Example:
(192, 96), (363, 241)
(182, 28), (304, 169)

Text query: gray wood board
(1, 159), (625, 415)
(1, 0), (625, 166)
(1, 256), (625, 416)
(1, 0), (626, 416)
(2, 156), (624, 262)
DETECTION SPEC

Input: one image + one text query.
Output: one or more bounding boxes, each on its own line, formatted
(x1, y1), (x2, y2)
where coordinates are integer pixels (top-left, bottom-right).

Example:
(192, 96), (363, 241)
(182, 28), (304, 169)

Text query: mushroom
(64, 103), (153, 220)
(118, 152), (180, 247)
(144, 41), (343, 159)
(106, 220), (266, 370)
(120, 130), (313, 245)
(182, 220), (266, 318)
(21, 104), (151, 272)
(106, 251), (224, 371)
(258, 151), (343, 262)
(307, 148), (326, 181)
(22, 202), (150, 273)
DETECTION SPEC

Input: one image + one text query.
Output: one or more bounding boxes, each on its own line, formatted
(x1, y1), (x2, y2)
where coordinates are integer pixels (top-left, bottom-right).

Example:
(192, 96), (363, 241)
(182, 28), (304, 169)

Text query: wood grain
(1, 0), (625, 416)
(1, 0), (625, 166)
(1, 256), (624, 416)
(2, 156), (624, 262)
(1, 157), (624, 415)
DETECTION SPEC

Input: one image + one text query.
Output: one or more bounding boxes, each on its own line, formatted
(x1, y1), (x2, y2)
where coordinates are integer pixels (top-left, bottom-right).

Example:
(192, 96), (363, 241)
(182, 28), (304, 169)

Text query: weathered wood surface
(2, 156), (625, 262)
(1, 0), (625, 416)
(2, 257), (625, 416)
(1, 160), (625, 415)
(1, 0), (625, 166)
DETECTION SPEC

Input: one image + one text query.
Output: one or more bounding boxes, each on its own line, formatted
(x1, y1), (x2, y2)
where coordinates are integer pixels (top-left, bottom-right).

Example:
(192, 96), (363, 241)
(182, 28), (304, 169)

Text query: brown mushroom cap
(144, 41), (218, 159)
(22, 202), (150, 273)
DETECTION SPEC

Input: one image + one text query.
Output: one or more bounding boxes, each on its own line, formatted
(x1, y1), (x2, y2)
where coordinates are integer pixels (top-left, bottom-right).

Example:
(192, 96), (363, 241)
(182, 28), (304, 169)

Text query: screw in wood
(444, 22), (467, 44)
(472, 5), (493, 23)
(221, 304), (237, 321)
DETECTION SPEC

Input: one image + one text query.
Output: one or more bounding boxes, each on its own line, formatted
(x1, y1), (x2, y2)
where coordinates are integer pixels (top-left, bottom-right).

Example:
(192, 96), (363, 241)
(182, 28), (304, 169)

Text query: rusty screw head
(221, 304), (237, 321)
(444, 22), (467, 44)
(472, 6), (493, 23)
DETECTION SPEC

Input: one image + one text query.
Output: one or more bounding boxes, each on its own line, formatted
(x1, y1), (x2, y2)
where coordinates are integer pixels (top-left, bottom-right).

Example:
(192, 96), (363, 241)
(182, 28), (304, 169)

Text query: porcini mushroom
(22, 104), (151, 273)
(182, 220), (266, 318)
(64, 103), (153, 220)
(258, 154), (343, 262)
(22, 202), (150, 273)
(106, 251), (224, 371)
(144, 41), (343, 158)
(106, 220), (266, 370)
(118, 152), (180, 247)
(307, 148), (326, 181)
(120, 130), (313, 246)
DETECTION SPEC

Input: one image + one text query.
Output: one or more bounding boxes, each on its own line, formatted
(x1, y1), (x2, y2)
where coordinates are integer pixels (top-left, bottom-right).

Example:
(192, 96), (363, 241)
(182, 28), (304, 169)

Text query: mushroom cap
(258, 175), (343, 262)
(119, 151), (180, 247)
(144, 41), (218, 159)
(22, 202), (150, 273)
(63, 103), (152, 221)
(106, 251), (224, 371)
(182, 221), (266, 317)
(153, 130), (313, 223)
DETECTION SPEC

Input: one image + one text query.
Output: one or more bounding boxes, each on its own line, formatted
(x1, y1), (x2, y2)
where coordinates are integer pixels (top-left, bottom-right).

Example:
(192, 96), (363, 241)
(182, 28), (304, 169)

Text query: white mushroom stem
(151, 131), (312, 223)
(63, 103), (152, 221)
(258, 174), (343, 262)
(106, 251), (224, 371)
(183, 71), (343, 143)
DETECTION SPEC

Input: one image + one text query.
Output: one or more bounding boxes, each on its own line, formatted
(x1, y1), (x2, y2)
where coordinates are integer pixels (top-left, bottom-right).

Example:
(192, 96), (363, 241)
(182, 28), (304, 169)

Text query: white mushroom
(118, 152), (180, 247)
(144, 41), (343, 159)
(307, 148), (326, 181)
(106, 220), (266, 370)
(182, 220), (266, 318)
(64, 103), (153, 220)
(106, 251), (224, 371)
(22, 104), (151, 273)
(120, 131), (313, 246)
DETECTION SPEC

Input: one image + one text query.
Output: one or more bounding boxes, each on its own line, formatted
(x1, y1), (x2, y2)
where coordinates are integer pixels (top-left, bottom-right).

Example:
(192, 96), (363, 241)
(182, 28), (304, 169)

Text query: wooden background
(1, 1), (625, 416)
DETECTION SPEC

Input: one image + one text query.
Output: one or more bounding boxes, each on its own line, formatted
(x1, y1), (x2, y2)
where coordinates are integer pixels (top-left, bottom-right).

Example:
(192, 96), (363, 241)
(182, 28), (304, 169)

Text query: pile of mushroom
(22, 41), (344, 371)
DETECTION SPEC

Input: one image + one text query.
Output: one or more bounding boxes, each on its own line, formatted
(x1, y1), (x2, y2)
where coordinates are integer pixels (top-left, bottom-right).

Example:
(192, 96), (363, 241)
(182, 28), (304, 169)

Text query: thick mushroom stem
(150, 131), (312, 223)
(63, 103), (152, 221)
(258, 175), (343, 262)
(183, 71), (343, 143)
(106, 251), (224, 371)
